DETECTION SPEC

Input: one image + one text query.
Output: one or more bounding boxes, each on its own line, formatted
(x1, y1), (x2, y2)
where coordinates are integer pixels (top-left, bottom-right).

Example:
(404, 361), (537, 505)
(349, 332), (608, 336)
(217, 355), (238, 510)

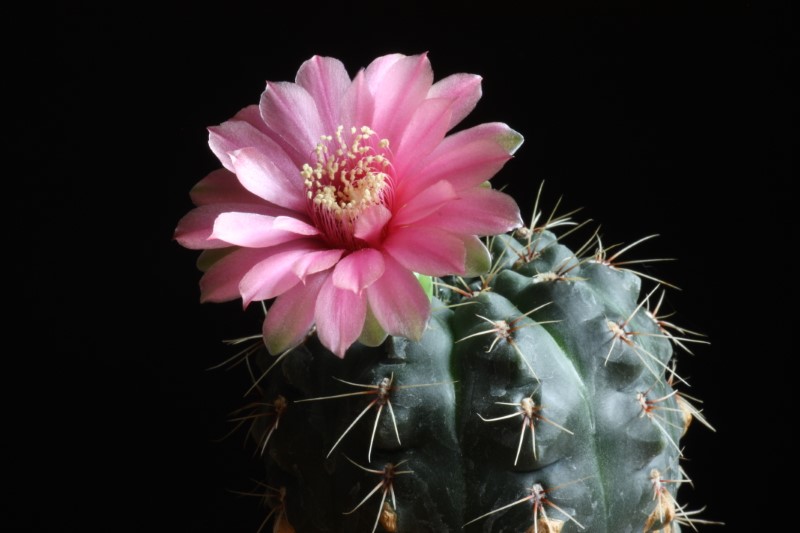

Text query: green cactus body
(249, 226), (699, 533)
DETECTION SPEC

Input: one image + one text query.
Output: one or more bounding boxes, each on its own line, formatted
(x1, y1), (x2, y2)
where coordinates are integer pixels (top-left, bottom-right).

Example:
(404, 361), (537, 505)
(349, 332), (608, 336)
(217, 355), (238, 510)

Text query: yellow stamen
(302, 125), (392, 220)
(300, 125), (394, 249)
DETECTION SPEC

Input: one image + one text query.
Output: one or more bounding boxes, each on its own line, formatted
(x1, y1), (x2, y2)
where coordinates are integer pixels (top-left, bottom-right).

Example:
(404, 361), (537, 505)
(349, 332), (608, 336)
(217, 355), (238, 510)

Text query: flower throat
(302, 125), (393, 248)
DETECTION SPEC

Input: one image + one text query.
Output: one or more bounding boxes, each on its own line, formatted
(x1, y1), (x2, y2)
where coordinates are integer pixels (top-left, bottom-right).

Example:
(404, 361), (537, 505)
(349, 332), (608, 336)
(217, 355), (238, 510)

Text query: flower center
(302, 125), (393, 248)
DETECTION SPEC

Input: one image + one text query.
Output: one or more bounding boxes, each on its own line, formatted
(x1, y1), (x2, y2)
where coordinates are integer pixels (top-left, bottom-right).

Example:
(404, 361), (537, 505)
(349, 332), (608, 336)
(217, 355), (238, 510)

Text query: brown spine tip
(274, 510), (296, 533)
(527, 517), (565, 533)
(379, 501), (398, 532)
(643, 495), (676, 533)
(676, 394), (694, 436)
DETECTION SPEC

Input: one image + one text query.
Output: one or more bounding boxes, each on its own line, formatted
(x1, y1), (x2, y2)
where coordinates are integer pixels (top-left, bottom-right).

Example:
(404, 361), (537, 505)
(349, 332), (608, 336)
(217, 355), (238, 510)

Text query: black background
(11, 9), (793, 532)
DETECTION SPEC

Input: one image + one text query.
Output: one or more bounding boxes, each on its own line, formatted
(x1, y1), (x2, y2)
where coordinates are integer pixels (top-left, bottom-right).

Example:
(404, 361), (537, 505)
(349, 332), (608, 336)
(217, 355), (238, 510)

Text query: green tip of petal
(415, 273), (434, 301)
(359, 306), (389, 347)
(264, 329), (291, 356)
(464, 238), (492, 276)
(196, 247), (235, 272)
(497, 129), (524, 155)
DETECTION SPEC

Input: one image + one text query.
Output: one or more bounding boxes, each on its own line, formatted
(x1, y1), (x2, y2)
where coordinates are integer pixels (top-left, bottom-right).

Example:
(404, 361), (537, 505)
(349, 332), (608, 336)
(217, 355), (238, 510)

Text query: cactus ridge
(225, 202), (716, 533)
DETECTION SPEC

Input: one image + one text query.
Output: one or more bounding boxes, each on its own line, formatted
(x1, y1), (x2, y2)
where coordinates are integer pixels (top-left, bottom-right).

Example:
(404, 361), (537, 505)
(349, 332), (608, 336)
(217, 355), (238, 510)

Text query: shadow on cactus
(176, 53), (721, 532)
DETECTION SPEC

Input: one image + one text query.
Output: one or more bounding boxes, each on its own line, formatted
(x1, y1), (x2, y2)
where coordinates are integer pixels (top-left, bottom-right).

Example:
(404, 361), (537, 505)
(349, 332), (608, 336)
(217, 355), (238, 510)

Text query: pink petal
(225, 105), (308, 167)
(295, 55), (351, 134)
(238, 242), (318, 305)
(332, 249), (385, 294)
(175, 208), (227, 249)
(262, 272), (327, 355)
(427, 73), (483, 130)
(366, 255), (430, 341)
(190, 169), (261, 206)
(208, 117), (265, 172)
(233, 104), (307, 168)
(175, 203), (279, 249)
(369, 54), (434, 144)
(199, 247), (267, 303)
(292, 249), (344, 280)
(392, 180), (457, 226)
(232, 104), (272, 135)
(315, 275), (367, 357)
(230, 147), (306, 211)
(383, 226), (466, 276)
(259, 81), (324, 159)
(364, 53), (406, 92)
(273, 216), (320, 235)
(340, 69), (375, 131)
(392, 98), (453, 178)
(421, 188), (523, 235)
(353, 204), (392, 247)
(208, 109), (301, 181)
(211, 212), (318, 248)
(404, 123), (523, 194)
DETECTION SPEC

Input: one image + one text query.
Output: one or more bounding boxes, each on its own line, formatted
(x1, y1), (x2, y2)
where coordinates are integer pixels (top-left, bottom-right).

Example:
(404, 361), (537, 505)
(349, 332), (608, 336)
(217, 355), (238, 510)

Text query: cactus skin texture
(246, 219), (706, 532)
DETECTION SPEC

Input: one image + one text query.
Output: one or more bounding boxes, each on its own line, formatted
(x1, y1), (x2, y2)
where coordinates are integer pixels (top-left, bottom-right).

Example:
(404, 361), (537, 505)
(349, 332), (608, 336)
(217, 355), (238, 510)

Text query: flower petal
(230, 147), (306, 211)
(392, 98), (453, 178)
(199, 247), (267, 303)
(175, 203), (280, 249)
(353, 204), (391, 247)
(190, 168), (261, 206)
(315, 275), (367, 357)
(340, 69), (375, 132)
(211, 212), (318, 248)
(238, 242), (318, 305)
(259, 81), (324, 159)
(232, 104), (272, 135)
(332, 249), (385, 294)
(273, 216), (320, 235)
(291, 249), (345, 280)
(392, 180), (457, 226)
(208, 107), (294, 177)
(369, 53), (434, 144)
(383, 226), (466, 277)
(208, 117), (267, 172)
(421, 188), (523, 235)
(295, 55), (351, 134)
(364, 53), (405, 92)
(262, 271), (327, 355)
(366, 256), (430, 341)
(232, 104), (307, 168)
(427, 73), (483, 130)
(407, 123), (523, 193)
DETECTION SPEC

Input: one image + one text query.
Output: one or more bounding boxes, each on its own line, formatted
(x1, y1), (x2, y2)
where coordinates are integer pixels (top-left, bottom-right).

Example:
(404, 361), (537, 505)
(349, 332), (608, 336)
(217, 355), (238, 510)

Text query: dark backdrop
(11, 11), (792, 532)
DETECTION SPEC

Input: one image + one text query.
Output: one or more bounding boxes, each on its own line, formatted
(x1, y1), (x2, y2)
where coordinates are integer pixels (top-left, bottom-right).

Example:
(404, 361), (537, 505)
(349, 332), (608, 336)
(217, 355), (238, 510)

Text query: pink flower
(176, 53), (523, 357)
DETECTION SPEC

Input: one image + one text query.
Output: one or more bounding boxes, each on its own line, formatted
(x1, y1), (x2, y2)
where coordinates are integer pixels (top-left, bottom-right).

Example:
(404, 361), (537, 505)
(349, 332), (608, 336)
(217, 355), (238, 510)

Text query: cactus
(175, 53), (718, 532)
(228, 197), (714, 533)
